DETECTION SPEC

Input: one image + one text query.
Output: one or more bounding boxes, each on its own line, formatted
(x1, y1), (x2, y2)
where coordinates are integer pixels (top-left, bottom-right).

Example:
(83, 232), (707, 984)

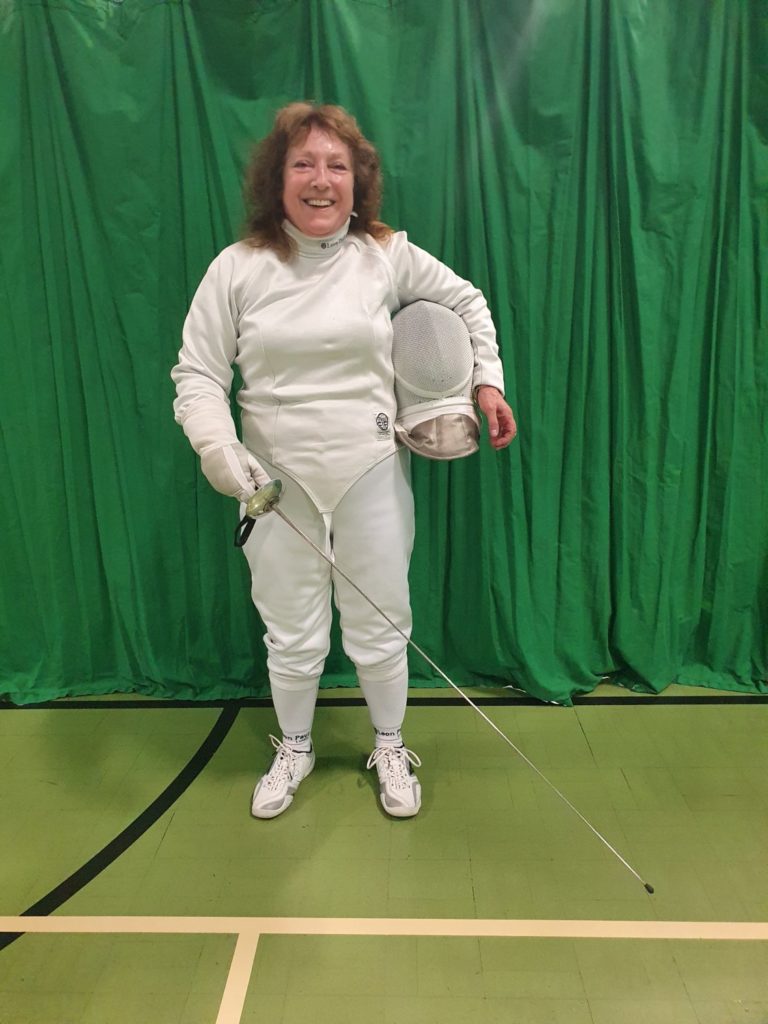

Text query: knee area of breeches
(354, 648), (408, 686)
(269, 672), (321, 694)
(264, 631), (330, 682)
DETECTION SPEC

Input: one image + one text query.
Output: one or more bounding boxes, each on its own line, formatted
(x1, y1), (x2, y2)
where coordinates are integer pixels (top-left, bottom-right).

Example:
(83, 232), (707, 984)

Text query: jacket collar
(282, 218), (351, 258)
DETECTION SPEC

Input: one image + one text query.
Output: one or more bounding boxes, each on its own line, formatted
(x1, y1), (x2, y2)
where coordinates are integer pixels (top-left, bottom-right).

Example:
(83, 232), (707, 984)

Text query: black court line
(0, 703), (240, 953)
(2, 694), (767, 710)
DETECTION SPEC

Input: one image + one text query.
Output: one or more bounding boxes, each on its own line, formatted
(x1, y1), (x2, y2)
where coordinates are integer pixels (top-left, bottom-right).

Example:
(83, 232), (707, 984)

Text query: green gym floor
(1, 686), (767, 1023)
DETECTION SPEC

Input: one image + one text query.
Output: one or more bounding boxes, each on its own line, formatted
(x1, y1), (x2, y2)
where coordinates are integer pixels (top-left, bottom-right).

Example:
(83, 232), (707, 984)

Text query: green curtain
(1, 0), (766, 705)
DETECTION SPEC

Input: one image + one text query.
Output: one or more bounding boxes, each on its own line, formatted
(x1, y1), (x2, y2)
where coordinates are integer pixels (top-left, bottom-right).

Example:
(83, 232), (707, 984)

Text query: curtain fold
(1, 0), (766, 705)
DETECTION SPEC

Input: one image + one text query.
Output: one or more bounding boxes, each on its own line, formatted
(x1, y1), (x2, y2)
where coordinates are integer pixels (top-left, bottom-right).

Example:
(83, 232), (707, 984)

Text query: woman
(171, 102), (516, 821)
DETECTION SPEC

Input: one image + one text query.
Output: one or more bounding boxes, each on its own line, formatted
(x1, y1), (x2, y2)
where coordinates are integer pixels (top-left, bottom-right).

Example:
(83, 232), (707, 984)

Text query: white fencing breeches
(241, 449), (415, 736)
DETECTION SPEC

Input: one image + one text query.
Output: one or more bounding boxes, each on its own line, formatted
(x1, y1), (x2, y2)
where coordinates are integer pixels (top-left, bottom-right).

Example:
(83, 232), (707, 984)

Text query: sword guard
(233, 479), (283, 547)
(245, 479), (283, 518)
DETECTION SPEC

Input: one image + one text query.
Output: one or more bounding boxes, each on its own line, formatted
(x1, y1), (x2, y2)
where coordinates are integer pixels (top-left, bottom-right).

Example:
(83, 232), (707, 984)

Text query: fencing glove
(199, 443), (271, 502)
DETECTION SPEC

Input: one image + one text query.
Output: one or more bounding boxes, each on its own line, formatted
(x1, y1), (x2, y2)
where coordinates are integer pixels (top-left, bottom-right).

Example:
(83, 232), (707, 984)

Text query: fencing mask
(391, 300), (479, 460)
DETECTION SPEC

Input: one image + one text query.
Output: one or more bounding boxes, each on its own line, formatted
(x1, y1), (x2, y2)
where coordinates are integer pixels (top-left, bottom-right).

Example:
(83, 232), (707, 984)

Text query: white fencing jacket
(172, 219), (506, 512)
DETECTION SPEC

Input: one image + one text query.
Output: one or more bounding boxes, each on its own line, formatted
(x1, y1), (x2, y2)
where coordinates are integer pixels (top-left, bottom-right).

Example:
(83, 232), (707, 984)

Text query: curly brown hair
(242, 102), (393, 259)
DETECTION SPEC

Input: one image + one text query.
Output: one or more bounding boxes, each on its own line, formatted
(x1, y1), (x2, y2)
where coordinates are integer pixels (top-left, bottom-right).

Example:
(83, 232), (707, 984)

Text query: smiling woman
(282, 127), (354, 238)
(171, 100), (515, 825)
(242, 102), (392, 259)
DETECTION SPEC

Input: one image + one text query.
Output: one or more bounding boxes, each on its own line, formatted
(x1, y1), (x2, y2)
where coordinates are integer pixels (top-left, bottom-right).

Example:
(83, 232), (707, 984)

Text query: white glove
(199, 443), (271, 502)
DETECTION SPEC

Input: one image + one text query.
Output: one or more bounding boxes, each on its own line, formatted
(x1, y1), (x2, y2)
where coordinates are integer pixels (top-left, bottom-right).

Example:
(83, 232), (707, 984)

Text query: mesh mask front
(391, 300), (479, 460)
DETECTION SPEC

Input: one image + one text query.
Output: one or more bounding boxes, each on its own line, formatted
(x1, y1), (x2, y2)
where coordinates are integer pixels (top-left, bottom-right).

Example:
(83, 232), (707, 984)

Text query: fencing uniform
(172, 217), (505, 739)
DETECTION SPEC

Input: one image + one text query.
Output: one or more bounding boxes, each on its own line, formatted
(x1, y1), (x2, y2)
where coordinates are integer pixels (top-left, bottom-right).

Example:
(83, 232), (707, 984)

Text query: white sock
(357, 655), (409, 740)
(281, 730), (312, 753)
(270, 673), (319, 749)
(374, 727), (403, 749)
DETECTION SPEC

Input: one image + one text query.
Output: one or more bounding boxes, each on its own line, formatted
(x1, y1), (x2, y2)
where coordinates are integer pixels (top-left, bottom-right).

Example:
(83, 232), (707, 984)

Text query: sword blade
(269, 505), (654, 894)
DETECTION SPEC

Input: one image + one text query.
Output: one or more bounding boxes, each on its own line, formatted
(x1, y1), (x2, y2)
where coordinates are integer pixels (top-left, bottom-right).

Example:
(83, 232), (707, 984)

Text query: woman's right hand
(199, 443), (271, 502)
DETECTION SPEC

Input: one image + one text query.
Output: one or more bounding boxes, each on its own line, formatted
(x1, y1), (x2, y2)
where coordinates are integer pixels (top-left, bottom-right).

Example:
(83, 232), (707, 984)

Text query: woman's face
(282, 127), (355, 237)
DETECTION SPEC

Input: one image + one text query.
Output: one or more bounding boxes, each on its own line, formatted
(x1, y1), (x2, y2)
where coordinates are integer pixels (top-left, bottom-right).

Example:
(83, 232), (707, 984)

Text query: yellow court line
(2, 916), (768, 941)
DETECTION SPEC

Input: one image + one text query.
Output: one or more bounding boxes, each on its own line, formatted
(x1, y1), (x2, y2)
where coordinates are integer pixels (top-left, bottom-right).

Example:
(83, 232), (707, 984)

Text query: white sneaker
(251, 735), (315, 819)
(366, 744), (422, 818)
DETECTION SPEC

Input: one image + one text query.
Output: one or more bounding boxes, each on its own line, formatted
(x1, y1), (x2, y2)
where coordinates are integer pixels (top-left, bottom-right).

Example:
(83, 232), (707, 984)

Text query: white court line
(215, 931), (261, 1024)
(2, 915), (768, 940)
(5, 916), (767, 1024)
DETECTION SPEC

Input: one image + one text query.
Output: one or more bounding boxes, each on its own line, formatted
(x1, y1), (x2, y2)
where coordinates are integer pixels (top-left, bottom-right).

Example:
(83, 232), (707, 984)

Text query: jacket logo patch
(376, 413), (390, 433)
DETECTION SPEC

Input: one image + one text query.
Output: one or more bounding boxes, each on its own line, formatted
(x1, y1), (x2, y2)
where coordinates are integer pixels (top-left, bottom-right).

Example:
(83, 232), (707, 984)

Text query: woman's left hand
(475, 386), (517, 449)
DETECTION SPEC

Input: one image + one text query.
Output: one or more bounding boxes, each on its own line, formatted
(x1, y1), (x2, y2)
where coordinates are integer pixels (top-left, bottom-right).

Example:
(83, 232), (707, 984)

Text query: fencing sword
(235, 479), (655, 894)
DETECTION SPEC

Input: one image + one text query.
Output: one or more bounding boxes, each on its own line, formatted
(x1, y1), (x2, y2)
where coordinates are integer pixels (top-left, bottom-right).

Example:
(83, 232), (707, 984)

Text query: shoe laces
(262, 734), (305, 791)
(366, 745), (421, 791)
